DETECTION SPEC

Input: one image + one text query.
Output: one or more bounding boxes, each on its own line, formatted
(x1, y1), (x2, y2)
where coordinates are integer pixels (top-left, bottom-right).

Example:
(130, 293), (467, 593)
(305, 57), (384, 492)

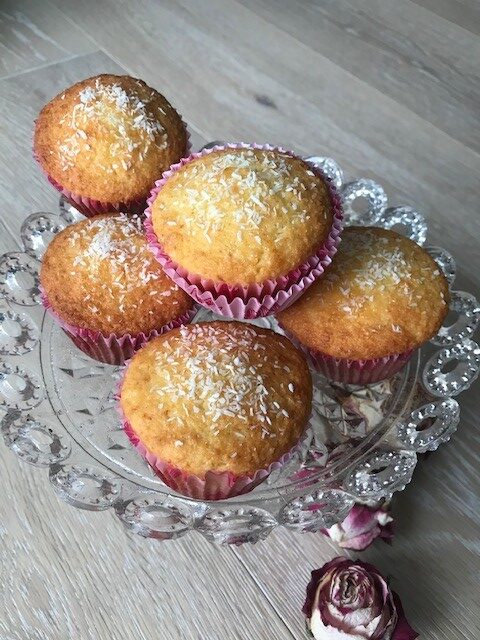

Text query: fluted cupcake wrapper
(144, 143), (344, 319)
(41, 292), (196, 366)
(45, 173), (148, 217)
(116, 365), (307, 500)
(280, 325), (413, 385)
(308, 349), (414, 385)
(33, 122), (191, 218)
(121, 416), (302, 500)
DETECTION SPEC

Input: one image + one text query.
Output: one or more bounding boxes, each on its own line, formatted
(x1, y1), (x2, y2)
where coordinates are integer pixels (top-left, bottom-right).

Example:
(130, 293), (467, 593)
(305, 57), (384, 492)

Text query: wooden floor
(0, 1), (479, 639)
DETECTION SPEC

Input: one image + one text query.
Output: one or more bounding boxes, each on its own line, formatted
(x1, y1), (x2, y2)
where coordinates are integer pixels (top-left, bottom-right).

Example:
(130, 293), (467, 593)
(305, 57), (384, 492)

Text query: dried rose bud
(323, 503), (394, 551)
(303, 557), (418, 639)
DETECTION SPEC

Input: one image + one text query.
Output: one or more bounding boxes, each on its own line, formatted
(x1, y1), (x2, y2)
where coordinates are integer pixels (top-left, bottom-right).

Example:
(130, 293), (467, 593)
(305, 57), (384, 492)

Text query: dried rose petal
(323, 503), (394, 551)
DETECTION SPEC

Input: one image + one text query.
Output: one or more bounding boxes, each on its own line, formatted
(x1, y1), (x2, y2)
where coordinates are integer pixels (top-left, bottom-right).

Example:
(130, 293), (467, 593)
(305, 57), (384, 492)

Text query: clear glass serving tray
(0, 151), (478, 545)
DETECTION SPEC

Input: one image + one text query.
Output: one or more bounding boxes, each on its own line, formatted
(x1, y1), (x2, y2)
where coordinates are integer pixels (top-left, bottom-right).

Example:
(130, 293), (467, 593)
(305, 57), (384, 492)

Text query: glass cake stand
(0, 150), (478, 545)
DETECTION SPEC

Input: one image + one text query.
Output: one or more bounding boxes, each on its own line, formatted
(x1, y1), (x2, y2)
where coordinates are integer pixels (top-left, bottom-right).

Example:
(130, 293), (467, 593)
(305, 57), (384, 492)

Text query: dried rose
(303, 557), (418, 639)
(323, 503), (394, 551)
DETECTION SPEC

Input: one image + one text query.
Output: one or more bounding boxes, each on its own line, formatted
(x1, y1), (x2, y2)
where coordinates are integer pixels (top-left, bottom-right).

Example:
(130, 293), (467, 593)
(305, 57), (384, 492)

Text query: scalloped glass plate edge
(0, 148), (477, 545)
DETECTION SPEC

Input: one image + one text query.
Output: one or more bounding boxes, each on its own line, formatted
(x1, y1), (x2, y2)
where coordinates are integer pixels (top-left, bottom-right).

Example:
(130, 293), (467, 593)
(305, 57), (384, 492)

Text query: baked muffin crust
(40, 214), (193, 335)
(120, 321), (312, 476)
(34, 74), (188, 203)
(278, 227), (449, 359)
(151, 147), (334, 284)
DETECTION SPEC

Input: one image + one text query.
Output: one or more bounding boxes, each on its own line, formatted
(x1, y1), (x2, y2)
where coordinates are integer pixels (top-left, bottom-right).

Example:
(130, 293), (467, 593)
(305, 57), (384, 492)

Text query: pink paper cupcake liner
(306, 348), (414, 385)
(44, 172), (148, 217)
(33, 122), (191, 218)
(121, 415), (303, 500)
(280, 325), (413, 385)
(144, 143), (344, 319)
(116, 368), (308, 500)
(41, 292), (196, 366)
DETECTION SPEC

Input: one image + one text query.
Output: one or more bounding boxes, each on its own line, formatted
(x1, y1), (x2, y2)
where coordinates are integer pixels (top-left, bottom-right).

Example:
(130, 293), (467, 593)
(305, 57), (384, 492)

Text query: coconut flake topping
(152, 323), (298, 436)
(67, 215), (169, 314)
(318, 229), (446, 318)
(58, 78), (167, 171)
(156, 149), (327, 244)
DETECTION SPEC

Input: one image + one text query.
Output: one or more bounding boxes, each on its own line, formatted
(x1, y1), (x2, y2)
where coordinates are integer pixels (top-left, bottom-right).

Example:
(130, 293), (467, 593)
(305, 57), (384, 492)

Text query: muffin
(145, 143), (343, 319)
(278, 227), (449, 384)
(34, 74), (189, 216)
(119, 321), (312, 499)
(40, 214), (195, 365)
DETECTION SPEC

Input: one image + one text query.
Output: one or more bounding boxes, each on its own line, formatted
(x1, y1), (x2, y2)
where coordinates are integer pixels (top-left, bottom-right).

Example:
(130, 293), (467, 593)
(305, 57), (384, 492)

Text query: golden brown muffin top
(151, 147), (334, 284)
(278, 227), (449, 360)
(34, 74), (188, 203)
(120, 321), (312, 476)
(40, 214), (193, 335)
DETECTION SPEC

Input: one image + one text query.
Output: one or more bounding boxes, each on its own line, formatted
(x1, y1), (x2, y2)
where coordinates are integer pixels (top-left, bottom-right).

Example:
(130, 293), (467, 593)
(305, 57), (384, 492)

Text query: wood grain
(0, 450), (296, 640)
(412, 0), (480, 36)
(1, 1), (479, 639)
(236, 386), (480, 639)
(239, 0), (480, 154)
(0, 51), (294, 640)
(0, 0), (96, 79)
(44, 0), (480, 287)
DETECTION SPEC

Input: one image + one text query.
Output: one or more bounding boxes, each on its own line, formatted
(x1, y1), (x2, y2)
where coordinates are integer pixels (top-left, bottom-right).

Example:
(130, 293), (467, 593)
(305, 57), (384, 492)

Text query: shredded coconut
(159, 149), (324, 244)
(58, 78), (167, 171)
(311, 229), (446, 333)
(151, 324), (297, 436)
(66, 215), (168, 315)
